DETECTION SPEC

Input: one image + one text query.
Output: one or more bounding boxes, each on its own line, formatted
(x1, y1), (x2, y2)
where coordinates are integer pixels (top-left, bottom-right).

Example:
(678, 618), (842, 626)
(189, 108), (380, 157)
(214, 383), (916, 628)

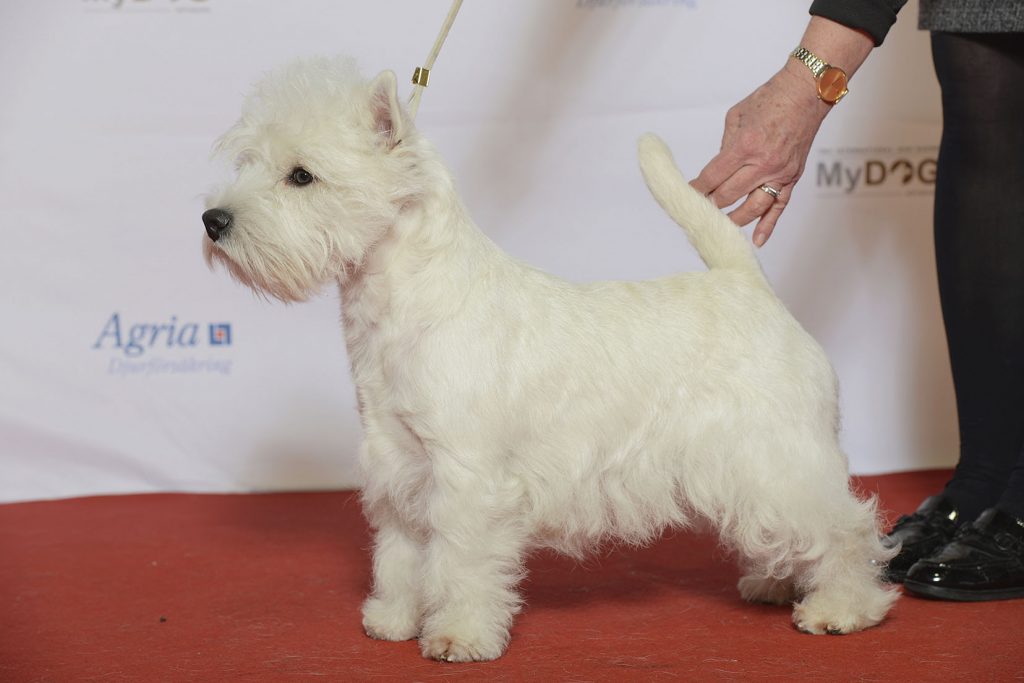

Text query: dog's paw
(791, 587), (892, 635)
(362, 596), (420, 641)
(419, 632), (506, 663)
(418, 609), (510, 662)
(738, 575), (796, 606)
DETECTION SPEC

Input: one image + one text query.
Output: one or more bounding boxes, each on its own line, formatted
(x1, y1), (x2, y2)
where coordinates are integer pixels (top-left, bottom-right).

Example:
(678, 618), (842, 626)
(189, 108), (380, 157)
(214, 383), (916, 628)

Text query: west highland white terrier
(202, 58), (898, 662)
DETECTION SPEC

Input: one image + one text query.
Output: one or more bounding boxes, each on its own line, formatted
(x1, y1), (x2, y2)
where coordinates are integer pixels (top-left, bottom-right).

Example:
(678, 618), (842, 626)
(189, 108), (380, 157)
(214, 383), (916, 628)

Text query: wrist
(776, 63), (833, 120)
(792, 47), (850, 105)
(780, 16), (874, 108)
(798, 17), (874, 79)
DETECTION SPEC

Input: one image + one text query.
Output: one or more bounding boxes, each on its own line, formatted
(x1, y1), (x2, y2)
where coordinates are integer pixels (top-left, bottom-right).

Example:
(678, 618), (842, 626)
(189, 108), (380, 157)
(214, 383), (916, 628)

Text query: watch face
(817, 66), (849, 104)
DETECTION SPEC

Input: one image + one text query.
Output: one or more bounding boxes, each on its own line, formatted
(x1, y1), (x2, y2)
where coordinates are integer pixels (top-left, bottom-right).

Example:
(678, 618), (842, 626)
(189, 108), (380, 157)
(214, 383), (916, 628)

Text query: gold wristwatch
(790, 46), (849, 105)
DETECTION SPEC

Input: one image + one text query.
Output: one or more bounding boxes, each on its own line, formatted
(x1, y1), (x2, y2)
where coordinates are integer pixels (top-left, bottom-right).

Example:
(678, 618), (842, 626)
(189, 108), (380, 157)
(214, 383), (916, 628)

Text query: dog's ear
(368, 70), (405, 150)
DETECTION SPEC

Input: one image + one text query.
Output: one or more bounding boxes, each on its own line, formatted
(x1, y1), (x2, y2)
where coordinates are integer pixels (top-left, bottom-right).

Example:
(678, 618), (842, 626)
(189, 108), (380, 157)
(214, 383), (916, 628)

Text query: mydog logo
(83, 0), (211, 13)
(93, 313), (232, 376)
(815, 146), (937, 196)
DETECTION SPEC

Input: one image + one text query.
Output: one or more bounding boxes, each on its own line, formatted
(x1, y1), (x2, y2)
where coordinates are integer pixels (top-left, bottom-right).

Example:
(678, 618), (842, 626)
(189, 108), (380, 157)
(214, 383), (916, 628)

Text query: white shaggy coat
(204, 58), (898, 662)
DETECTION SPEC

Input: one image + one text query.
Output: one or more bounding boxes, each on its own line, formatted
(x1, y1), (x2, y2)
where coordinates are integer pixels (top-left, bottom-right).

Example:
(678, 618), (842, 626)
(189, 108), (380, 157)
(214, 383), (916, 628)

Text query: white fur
(204, 57), (898, 662)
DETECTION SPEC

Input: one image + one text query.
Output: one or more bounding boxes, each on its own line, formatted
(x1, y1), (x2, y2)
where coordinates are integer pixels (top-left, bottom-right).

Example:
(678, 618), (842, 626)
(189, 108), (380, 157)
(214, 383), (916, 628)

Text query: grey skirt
(919, 0), (1024, 32)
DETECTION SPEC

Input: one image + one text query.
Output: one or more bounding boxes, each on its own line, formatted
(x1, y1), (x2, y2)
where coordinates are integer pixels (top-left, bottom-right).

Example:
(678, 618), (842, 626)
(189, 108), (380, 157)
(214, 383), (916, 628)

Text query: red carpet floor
(2, 469), (1022, 681)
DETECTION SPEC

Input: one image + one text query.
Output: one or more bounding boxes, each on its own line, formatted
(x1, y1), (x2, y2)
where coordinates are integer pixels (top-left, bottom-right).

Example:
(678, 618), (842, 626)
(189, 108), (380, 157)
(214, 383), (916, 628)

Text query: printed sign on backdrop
(0, 1), (953, 503)
(92, 313), (233, 376)
(815, 145), (937, 198)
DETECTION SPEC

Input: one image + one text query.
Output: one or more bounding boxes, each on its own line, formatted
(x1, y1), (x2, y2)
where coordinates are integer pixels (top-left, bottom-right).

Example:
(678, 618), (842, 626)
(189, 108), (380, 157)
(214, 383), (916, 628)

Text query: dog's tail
(638, 133), (763, 276)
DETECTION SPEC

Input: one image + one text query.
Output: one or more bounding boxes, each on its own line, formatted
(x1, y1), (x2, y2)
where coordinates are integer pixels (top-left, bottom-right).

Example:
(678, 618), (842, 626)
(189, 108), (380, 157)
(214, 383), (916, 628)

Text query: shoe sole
(904, 580), (1024, 602)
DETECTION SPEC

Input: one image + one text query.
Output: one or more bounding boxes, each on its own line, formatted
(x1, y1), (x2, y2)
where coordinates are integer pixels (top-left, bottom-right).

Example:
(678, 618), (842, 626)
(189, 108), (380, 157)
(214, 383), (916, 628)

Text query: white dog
(203, 58), (898, 662)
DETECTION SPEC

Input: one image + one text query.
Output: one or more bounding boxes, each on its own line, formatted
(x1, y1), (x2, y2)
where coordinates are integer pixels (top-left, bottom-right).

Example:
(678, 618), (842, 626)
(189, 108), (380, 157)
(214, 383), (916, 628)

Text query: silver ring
(759, 184), (781, 199)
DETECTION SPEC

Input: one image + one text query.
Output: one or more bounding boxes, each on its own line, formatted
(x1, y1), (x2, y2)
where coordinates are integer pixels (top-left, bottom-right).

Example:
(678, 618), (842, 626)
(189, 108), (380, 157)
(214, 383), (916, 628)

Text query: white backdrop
(0, 0), (954, 503)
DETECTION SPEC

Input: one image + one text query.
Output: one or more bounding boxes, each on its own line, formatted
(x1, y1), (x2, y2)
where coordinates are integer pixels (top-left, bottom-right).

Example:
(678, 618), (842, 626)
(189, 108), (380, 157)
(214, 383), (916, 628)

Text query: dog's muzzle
(202, 208), (233, 242)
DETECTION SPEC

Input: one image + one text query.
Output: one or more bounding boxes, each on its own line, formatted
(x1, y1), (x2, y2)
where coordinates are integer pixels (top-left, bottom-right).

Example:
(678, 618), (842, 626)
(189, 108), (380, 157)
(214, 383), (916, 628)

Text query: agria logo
(209, 323), (232, 346)
(93, 313), (233, 376)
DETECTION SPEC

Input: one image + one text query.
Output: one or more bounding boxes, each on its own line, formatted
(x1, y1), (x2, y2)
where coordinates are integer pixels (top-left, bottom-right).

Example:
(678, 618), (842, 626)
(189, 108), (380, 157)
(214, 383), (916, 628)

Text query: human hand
(691, 62), (830, 247)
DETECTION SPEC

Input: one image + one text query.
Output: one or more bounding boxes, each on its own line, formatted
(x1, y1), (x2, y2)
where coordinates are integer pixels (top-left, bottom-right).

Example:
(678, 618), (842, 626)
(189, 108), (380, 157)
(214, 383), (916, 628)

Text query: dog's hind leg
(362, 520), (425, 641)
(790, 494), (899, 635)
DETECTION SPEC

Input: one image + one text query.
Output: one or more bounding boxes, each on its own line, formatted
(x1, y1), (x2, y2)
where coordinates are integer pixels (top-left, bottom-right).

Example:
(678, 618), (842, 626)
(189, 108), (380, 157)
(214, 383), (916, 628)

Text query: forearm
(809, 0), (909, 46)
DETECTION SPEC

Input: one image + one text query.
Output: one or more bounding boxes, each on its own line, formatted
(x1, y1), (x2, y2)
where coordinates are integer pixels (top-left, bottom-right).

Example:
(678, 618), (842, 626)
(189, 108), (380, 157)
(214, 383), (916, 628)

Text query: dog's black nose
(202, 208), (233, 242)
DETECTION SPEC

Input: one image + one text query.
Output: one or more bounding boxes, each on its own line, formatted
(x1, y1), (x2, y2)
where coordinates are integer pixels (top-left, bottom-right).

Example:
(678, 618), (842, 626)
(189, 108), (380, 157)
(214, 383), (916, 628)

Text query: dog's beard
(203, 238), (333, 303)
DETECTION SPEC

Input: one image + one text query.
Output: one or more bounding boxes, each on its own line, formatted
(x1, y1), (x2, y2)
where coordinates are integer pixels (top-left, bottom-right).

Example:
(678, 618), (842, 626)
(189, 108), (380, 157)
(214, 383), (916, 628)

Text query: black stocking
(931, 32), (1024, 520)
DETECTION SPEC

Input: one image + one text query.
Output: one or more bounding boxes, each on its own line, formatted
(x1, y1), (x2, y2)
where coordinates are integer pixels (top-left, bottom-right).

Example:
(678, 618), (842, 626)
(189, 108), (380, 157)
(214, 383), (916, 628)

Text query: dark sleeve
(809, 0), (909, 46)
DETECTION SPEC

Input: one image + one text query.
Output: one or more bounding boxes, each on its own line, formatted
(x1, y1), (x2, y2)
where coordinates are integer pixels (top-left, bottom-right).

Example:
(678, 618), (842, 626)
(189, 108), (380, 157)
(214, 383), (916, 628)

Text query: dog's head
(203, 57), (421, 301)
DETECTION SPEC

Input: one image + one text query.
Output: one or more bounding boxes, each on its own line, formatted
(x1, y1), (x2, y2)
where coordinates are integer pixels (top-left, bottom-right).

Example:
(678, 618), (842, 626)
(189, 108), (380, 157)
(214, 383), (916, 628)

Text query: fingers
(690, 150), (739, 197)
(724, 182), (793, 246)
(727, 183), (783, 227)
(751, 185), (792, 247)
(691, 158), (792, 245)
(706, 164), (767, 210)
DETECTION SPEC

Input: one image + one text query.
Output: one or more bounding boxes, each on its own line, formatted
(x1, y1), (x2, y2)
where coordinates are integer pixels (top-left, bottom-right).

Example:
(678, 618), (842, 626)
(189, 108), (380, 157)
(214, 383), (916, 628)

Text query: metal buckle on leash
(411, 67), (430, 88)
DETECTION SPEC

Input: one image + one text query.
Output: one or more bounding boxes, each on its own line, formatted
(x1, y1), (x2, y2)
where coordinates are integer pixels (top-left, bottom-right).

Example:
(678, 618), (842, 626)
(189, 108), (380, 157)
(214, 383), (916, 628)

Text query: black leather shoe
(882, 494), (963, 583)
(904, 508), (1024, 601)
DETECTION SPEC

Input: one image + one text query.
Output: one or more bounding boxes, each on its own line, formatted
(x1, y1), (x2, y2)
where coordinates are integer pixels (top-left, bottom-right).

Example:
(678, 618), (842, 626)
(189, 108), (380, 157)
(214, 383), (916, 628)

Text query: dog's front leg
(362, 520), (425, 641)
(417, 475), (526, 663)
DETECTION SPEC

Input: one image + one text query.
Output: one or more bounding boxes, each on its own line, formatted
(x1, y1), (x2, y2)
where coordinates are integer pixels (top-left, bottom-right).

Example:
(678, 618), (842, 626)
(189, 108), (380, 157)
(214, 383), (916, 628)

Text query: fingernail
(754, 234), (766, 247)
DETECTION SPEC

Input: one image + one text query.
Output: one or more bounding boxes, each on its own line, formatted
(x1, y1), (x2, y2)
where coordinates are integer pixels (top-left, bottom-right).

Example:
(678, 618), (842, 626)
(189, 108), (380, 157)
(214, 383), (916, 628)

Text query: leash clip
(411, 67), (430, 87)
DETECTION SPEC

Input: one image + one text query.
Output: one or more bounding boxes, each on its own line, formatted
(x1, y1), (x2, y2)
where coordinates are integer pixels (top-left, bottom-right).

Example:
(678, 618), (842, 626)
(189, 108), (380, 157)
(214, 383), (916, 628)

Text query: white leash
(407, 0), (464, 121)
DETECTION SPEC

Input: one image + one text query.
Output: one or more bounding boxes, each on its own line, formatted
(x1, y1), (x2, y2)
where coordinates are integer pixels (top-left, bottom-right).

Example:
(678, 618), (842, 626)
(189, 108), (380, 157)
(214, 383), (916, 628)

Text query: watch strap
(791, 46), (828, 78)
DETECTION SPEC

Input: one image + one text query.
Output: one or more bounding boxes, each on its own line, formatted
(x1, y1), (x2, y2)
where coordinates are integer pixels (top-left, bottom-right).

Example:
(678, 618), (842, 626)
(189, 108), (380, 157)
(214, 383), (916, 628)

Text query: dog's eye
(288, 167), (315, 186)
